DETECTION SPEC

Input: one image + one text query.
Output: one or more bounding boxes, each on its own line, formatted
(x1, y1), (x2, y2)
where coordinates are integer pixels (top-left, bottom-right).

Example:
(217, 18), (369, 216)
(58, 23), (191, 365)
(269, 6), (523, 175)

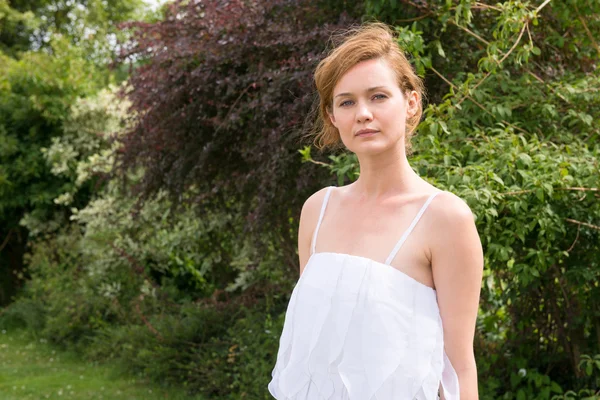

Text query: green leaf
(430, 122), (439, 136)
(491, 174), (504, 186)
(560, 168), (568, 177)
(510, 372), (520, 388)
(536, 188), (544, 202)
(435, 40), (446, 58)
(550, 381), (563, 394)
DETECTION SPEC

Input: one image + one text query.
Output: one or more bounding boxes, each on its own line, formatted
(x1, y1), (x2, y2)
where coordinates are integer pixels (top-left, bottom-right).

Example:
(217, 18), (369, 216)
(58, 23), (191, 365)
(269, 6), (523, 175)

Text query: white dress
(268, 187), (460, 400)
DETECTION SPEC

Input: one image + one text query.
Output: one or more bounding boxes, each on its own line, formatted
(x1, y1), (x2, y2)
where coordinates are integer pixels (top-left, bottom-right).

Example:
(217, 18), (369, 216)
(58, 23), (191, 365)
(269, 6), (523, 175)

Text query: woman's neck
(351, 147), (420, 201)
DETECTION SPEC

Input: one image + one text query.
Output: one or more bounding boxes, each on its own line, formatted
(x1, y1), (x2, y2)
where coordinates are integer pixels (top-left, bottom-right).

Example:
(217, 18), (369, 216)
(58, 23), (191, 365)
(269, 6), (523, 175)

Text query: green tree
(1, 0), (143, 59)
(0, 0), (143, 305)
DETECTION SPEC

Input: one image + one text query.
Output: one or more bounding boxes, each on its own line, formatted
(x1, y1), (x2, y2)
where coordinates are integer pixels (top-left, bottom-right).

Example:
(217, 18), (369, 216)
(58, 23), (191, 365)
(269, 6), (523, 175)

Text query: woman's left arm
(429, 193), (484, 400)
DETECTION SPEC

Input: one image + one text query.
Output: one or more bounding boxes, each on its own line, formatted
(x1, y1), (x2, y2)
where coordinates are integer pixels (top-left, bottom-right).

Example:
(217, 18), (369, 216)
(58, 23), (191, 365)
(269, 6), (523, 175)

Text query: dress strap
(384, 191), (441, 265)
(310, 186), (335, 255)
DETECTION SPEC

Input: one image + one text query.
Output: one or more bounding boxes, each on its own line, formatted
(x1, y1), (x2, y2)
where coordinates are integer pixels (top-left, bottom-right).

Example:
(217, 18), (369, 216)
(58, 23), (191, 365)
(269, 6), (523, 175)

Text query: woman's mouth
(355, 129), (379, 137)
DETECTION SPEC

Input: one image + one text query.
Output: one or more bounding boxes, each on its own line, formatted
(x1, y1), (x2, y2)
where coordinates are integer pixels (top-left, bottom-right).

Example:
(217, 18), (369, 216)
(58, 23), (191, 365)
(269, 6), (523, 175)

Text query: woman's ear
(327, 108), (337, 127)
(406, 90), (419, 118)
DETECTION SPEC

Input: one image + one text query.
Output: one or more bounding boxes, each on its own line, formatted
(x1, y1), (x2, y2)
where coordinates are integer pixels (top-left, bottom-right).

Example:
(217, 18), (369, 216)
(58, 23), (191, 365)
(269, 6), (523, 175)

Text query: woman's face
(328, 58), (418, 155)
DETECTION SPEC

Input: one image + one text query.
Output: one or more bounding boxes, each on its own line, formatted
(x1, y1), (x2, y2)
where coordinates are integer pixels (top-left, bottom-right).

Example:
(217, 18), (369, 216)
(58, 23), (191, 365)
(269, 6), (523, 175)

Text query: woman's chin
(349, 142), (394, 156)
(340, 134), (405, 156)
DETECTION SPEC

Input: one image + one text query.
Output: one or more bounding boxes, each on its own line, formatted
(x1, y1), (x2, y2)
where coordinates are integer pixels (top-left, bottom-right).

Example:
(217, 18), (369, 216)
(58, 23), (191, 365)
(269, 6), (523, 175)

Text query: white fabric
(268, 187), (460, 400)
(385, 192), (440, 265)
(311, 187), (334, 255)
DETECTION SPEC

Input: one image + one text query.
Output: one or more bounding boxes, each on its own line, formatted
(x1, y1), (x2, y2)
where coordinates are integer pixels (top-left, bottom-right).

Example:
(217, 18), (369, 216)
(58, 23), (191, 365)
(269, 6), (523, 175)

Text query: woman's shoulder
(300, 186), (335, 221)
(297, 186), (335, 259)
(427, 189), (477, 236)
(403, 180), (472, 220)
(430, 190), (473, 217)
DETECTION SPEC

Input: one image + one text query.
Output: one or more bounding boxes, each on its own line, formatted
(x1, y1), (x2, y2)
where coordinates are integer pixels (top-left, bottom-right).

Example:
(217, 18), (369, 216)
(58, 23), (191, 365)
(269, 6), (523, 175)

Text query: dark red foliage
(116, 0), (360, 260)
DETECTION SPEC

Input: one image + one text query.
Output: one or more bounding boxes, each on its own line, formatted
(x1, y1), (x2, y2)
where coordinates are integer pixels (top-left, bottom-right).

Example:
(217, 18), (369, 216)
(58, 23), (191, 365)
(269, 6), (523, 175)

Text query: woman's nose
(356, 102), (373, 122)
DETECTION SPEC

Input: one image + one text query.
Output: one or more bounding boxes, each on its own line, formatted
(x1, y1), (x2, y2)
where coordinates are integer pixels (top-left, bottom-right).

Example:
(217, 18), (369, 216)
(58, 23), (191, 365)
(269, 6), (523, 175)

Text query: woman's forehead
(333, 59), (398, 95)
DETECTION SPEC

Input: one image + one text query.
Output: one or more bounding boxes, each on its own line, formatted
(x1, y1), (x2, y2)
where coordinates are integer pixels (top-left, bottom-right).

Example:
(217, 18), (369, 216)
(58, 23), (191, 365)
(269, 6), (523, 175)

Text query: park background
(0, 0), (599, 398)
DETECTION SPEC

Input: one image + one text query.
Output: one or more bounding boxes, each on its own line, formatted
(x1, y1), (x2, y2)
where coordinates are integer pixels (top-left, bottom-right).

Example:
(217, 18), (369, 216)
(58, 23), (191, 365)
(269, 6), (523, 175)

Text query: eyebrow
(334, 86), (389, 99)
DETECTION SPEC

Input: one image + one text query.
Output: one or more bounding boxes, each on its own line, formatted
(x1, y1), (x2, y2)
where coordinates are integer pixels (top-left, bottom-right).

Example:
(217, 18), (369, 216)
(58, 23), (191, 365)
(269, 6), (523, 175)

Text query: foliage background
(1, 0), (599, 399)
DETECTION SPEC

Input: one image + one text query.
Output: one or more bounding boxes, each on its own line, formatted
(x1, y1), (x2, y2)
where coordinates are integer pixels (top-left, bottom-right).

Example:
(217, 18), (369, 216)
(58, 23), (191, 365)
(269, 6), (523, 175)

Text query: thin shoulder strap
(310, 186), (335, 255)
(384, 191), (441, 265)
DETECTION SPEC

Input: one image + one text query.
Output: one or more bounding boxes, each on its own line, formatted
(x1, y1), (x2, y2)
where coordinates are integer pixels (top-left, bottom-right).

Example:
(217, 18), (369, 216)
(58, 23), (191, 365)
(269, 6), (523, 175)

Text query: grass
(0, 329), (205, 400)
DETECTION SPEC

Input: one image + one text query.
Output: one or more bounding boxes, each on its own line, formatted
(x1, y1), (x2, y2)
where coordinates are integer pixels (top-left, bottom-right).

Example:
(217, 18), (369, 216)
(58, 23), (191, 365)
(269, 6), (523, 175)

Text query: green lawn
(0, 330), (205, 400)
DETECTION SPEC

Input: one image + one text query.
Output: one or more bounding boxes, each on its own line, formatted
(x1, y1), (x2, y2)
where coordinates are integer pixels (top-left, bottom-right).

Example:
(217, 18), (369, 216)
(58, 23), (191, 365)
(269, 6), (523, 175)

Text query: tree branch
(502, 187), (598, 196)
(565, 218), (600, 231)
(566, 224), (580, 253)
(0, 229), (13, 253)
(536, 0), (552, 13)
(574, 3), (600, 57)
(473, 2), (502, 12)
(448, 20), (490, 46)
(134, 295), (164, 341)
(455, 22), (528, 108)
(525, 69), (571, 104)
(430, 67), (528, 134)
(305, 159), (330, 167)
(395, 13), (433, 23)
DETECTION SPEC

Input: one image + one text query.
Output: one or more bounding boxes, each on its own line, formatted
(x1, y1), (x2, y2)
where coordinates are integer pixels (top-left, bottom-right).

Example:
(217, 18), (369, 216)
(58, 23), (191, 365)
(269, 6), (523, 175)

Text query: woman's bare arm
(429, 192), (484, 400)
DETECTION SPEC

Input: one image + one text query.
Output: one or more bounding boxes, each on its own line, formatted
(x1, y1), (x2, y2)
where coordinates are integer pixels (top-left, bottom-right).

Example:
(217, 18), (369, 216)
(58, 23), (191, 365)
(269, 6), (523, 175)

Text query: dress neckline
(306, 251), (436, 292)
(311, 186), (441, 266)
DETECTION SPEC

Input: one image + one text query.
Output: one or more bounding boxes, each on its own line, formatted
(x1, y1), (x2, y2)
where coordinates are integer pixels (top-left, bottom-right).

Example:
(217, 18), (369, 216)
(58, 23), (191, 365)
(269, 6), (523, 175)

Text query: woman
(268, 22), (483, 400)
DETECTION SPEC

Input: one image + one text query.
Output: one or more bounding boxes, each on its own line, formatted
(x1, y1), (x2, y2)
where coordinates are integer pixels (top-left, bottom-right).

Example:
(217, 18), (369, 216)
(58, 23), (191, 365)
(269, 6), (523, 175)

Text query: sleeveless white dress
(268, 187), (460, 400)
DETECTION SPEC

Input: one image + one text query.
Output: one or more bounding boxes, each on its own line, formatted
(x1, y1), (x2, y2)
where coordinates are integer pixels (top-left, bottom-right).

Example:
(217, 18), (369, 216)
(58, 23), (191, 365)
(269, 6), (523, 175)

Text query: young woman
(268, 22), (483, 400)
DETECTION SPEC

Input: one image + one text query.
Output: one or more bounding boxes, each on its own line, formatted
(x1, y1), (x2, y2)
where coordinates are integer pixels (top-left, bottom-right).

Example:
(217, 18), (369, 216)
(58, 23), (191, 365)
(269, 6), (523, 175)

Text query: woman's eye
(373, 94), (387, 100)
(339, 100), (354, 107)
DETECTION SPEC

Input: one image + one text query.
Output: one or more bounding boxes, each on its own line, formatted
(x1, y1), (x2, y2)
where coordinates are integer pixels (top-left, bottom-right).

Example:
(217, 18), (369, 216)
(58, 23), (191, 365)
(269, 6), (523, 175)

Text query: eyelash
(339, 94), (388, 107)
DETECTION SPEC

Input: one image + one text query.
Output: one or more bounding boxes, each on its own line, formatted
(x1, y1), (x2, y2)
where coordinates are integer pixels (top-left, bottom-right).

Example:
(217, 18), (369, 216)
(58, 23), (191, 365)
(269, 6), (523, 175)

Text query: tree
(115, 0), (361, 267)
(0, 0), (144, 305)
